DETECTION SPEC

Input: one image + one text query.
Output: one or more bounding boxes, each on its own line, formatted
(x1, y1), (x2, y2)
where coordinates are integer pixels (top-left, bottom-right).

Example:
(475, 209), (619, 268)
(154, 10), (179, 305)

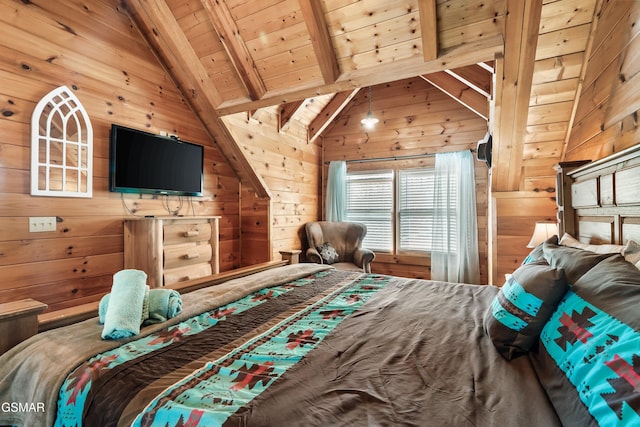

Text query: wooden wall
(490, 191), (557, 282)
(322, 78), (489, 283)
(238, 187), (271, 266)
(2, 0), (634, 312)
(564, 0), (640, 161)
(222, 108), (322, 262)
(490, 0), (640, 284)
(0, 0), (241, 313)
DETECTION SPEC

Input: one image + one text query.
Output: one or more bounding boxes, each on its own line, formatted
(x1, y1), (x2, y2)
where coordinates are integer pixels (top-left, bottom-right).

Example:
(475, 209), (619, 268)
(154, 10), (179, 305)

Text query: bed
(1, 146), (639, 427)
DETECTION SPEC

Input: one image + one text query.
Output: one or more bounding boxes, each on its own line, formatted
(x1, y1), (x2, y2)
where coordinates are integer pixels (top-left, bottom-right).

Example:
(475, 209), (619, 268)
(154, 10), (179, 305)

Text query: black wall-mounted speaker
(477, 133), (492, 168)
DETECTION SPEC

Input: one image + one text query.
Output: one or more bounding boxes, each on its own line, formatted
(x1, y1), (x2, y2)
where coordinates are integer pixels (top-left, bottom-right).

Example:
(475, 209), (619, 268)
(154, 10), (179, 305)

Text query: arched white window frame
(31, 85), (93, 197)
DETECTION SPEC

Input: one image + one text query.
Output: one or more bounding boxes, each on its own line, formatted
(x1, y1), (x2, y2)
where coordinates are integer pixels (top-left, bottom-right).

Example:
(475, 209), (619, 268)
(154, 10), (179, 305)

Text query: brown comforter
(0, 264), (560, 426)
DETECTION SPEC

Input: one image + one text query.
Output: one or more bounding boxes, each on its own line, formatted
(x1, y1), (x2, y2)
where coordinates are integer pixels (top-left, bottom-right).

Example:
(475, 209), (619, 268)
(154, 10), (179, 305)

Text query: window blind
(345, 167), (458, 254)
(398, 168), (457, 253)
(398, 169), (434, 252)
(345, 171), (393, 251)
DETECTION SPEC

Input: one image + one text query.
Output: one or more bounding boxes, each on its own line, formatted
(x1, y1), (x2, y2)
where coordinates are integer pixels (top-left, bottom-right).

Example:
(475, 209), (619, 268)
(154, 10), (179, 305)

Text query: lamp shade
(527, 222), (558, 248)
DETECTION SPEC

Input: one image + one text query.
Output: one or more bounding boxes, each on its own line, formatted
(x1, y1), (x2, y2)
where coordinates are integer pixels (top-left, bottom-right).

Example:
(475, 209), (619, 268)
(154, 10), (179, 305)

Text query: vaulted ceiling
(122, 0), (599, 196)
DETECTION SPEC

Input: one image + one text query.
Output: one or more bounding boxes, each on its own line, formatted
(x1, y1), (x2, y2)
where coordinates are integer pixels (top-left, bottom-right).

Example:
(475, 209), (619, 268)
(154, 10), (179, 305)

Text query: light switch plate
(29, 217), (57, 232)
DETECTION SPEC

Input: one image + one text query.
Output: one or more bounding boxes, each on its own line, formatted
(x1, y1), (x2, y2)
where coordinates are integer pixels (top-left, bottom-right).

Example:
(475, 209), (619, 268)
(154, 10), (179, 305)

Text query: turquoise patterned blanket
(1, 264), (564, 427)
(55, 269), (388, 426)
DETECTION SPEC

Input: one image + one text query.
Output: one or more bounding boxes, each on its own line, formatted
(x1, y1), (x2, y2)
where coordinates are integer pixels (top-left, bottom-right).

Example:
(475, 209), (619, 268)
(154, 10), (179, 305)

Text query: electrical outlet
(29, 217), (57, 232)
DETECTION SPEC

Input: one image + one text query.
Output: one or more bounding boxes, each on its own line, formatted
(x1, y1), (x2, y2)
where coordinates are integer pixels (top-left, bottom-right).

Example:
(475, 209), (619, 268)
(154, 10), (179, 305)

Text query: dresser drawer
(124, 216), (219, 288)
(163, 221), (212, 245)
(164, 242), (212, 270)
(164, 263), (213, 285)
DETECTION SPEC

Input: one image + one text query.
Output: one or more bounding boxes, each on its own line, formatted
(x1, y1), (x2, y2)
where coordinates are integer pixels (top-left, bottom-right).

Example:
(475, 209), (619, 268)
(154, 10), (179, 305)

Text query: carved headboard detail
(558, 144), (640, 245)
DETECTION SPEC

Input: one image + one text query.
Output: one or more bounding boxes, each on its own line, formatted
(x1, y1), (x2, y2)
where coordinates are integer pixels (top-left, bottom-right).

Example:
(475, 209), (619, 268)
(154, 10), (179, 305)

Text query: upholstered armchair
(305, 221), (375, 273)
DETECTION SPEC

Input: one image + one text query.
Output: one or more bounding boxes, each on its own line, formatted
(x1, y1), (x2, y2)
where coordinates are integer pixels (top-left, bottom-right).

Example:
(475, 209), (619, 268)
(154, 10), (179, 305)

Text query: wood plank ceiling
(122, 0), (599, 194)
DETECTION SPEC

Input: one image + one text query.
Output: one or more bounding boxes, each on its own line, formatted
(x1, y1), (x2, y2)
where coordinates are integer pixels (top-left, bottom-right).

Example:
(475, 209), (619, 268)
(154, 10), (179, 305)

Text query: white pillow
(559, 233), (640, 270)
(559, 233), (625, 254)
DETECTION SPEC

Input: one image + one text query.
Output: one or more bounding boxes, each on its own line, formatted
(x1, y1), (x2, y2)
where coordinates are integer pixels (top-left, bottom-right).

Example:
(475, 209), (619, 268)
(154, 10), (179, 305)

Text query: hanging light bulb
(361, 86), (378, 129)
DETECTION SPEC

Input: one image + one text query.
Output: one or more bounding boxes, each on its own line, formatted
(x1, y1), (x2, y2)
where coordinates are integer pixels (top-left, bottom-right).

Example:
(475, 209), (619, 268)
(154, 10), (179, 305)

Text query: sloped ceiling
(122, 0), (599, 195)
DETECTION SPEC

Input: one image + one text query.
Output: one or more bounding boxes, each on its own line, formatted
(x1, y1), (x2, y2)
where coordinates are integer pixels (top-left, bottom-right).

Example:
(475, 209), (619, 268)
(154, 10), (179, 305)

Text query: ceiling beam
(418, 0), (438, 61)
(308, 88), (360, 142)
(560, 0), (603, 161)
(477, 61), (494, 73)
(201, 0), (267, 100)
(445, 65), (491, 98)
(421, 72), (489, 120)
(491, 0), (542, 192)
(121, 0), (223, 107)
(216, 33), (504, 115)
(298, 0), (340, 84)
(278, 100), (305, 132)
(123, 0), (270, 198)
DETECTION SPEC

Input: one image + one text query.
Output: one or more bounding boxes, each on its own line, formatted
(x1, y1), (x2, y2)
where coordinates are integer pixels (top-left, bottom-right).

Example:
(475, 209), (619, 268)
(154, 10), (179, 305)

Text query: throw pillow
(484, 260), (569, 360)
(522, 235), (558, 265)
(316, 242), (340, 264)
(543, 241), (611, 285)
(530, 254), (640, 426)
(559, 232), (625, 254)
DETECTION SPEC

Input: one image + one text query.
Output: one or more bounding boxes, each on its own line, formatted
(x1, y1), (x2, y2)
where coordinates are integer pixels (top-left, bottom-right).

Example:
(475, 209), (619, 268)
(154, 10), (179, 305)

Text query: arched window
(31, 86), (93, 197)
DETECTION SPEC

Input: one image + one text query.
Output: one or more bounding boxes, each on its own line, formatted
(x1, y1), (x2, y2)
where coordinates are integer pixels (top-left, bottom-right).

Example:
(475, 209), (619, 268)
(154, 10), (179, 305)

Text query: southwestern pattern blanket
(0, 264), (560, 426)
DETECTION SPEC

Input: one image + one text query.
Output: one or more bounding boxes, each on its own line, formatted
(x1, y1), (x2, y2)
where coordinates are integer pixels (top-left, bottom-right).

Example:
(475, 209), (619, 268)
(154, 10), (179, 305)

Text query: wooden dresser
(124, 216), (220, 287)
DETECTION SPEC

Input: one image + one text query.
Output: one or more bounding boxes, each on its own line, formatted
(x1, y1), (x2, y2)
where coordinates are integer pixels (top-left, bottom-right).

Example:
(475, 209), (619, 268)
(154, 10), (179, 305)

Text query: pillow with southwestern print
(529, 254), (640, 427)
(316, 242), (340, 264)
(484, 260), (569, 360)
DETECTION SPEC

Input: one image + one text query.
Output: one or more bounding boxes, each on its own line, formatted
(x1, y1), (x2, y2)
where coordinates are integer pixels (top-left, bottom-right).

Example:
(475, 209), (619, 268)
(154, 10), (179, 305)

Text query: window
(345, 167), (457, 254)
(31, 85), (93, 197)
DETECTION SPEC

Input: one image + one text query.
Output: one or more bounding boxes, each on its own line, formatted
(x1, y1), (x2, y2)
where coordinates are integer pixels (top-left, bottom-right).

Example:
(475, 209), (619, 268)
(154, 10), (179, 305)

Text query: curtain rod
(324, 148), (475, 165)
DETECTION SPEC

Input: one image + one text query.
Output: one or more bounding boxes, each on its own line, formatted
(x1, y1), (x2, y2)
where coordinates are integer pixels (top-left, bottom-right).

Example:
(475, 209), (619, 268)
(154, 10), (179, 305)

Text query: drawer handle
(184, 252), (200, 260)
(184, 230), (200, 237)
(180, 276), (190, 282)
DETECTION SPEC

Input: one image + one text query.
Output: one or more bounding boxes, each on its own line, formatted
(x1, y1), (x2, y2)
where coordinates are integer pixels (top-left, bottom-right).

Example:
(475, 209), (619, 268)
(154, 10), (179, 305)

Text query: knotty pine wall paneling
(239, 186), (271, 266)
(322, 79), (489, 283)
(564, 0), (640, 161)
(490, 191), (557, 284)
(490, 0), (640, 285)
(222, 107), (322, 263)
(0, 0), (240, 313)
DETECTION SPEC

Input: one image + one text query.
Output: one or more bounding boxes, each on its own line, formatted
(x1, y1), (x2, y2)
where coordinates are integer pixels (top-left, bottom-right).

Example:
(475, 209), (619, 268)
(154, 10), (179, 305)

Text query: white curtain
(431, 150), (481, 284)
(326, 161), (346, 221)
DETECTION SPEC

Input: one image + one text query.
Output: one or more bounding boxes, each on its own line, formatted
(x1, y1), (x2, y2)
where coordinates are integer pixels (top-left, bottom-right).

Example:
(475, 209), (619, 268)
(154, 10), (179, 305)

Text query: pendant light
(360, 86), (379, 129)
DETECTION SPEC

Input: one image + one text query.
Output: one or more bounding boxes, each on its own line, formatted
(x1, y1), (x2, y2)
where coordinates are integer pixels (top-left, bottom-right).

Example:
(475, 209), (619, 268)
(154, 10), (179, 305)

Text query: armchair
(305, 221), (375, 273)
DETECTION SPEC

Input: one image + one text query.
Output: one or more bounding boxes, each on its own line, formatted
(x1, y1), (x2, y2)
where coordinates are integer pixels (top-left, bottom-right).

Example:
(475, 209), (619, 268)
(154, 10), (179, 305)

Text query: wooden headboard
(556, 144), (640, 245)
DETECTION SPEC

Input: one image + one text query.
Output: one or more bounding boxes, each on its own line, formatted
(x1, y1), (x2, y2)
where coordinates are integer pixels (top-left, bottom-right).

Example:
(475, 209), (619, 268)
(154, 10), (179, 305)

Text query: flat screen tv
(109, 124), (204, 197)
